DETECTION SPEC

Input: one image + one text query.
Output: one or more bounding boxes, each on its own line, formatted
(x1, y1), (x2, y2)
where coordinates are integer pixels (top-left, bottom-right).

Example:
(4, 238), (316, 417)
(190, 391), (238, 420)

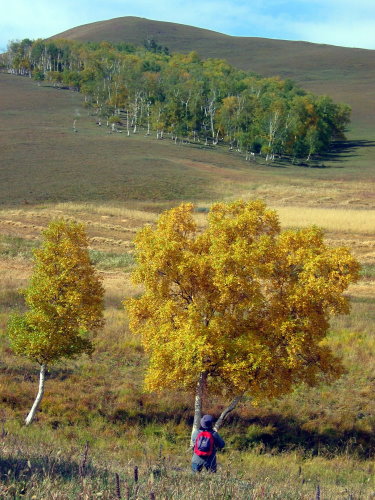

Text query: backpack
(194, 430), (215, 457)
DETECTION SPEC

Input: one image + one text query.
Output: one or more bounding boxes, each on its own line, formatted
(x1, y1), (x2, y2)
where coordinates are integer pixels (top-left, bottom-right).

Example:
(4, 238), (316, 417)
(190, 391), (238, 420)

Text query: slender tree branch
(214, 394), (244, 432)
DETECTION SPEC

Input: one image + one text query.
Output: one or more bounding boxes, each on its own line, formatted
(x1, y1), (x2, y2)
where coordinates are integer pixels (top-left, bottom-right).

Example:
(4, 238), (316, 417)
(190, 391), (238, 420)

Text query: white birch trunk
(214, 130), (220, 146)
(190, 371), (207, 446)
(147, 109), (150, 135)
(132, 95), (139, 133)
(25, 364), (46, 426)
(210, 107), (215, 142)
(126, 110), (130, 136)
(214, 394), (243, 432)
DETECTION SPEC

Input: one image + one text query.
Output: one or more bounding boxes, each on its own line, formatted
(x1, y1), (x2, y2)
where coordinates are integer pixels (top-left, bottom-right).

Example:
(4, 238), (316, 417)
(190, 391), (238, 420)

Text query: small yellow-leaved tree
(7, 220), (104, 425)
(126, 201), (359, 441)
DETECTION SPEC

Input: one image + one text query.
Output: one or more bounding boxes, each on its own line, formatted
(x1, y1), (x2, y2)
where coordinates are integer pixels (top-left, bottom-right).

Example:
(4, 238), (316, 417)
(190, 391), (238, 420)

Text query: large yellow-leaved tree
(126, 201), (359, 441)
(7, 220), (104, 425)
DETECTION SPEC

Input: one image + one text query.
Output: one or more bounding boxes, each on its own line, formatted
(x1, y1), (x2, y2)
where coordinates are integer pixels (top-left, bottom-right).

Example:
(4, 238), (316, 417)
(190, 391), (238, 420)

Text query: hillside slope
(51, 17), (375, 132)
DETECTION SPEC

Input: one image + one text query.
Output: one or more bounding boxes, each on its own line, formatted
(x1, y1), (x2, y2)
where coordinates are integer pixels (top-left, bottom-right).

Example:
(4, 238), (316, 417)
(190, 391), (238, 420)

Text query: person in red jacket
(191, 414), (225, 473)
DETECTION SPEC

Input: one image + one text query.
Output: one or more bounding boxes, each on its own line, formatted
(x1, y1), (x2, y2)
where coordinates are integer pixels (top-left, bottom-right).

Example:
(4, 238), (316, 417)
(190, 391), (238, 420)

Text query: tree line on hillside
(2, 38), (351, 161)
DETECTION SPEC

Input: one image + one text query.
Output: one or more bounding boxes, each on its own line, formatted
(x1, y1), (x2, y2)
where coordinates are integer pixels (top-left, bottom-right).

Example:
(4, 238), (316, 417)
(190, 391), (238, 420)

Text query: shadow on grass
(0, 455), (85, 481)
(225, 413), (375, 459)
(0, 451), (107, 498)
(108, 408), (374, 458)
(0, 364), (75, 381)
(266, 139), (375, 169)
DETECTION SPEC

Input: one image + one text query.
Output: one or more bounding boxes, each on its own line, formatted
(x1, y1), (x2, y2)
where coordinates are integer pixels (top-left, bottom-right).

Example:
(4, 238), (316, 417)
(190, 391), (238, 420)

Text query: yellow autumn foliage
(8, 219), (105, 365)
(126, 200), (360, 401)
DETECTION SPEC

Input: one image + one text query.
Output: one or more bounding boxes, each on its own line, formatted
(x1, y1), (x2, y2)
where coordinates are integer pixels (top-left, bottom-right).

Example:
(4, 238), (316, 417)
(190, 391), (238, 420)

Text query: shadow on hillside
(319, 139), (375, 163)
(268, 139), (375, 169)
(225, 138), (375, 169)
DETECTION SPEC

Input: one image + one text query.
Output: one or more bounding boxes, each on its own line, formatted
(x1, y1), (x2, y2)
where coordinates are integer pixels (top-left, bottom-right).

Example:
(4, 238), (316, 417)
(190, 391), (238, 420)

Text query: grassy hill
(51, 16), (375, 133)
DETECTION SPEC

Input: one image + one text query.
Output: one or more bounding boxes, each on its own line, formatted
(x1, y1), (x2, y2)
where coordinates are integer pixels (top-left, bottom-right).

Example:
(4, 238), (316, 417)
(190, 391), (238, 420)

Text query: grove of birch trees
(3, 38), (351, 161)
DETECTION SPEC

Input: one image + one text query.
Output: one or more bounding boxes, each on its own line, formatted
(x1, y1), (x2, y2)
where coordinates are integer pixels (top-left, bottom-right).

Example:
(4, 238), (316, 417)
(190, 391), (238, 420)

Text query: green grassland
(0, 69), (374, 498)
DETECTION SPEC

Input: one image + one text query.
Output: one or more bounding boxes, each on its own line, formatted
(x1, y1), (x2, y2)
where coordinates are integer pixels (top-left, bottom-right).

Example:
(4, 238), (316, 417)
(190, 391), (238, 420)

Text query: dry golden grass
(191, 203), (375, 235)
(233, 179), (375, 210)
(53, 202), (159, 223)
(0, 203), (157, 254)
(274, 206), (375, 235)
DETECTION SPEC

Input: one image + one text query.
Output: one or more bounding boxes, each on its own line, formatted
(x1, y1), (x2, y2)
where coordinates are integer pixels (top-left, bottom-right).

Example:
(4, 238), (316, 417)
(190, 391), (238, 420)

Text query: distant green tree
(32, 69), (45, 82)
(7, 220), (104, 425)
(143, 38), (169, 55)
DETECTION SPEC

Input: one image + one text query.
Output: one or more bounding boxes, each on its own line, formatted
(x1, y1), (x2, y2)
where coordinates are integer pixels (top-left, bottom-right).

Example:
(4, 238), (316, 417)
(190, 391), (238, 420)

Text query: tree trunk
(190, 371), (208, 446)
(214, 394), (243, 432)
(25, 364), (46, 426)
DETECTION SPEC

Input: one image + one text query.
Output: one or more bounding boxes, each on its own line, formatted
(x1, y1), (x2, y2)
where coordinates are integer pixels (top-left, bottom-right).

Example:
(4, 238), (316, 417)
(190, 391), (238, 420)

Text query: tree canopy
(126, 201), (360, 431)
(7, 219), (104, 424)
(8, 219), (104, 365)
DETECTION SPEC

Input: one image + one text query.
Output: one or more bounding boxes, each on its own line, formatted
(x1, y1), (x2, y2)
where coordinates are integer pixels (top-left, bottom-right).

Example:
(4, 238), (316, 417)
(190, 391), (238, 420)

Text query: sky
(1, 0), (375, 53)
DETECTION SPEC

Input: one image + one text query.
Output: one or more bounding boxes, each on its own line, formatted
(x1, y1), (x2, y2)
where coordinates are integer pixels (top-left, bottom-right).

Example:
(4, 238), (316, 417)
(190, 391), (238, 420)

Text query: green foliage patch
(0, 235), (39, 260)
(360, 264), (375, 279)
(89, 250), (135, 270)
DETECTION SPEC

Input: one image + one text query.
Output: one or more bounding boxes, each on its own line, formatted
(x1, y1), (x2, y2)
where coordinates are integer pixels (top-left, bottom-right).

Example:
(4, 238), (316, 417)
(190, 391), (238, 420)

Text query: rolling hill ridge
(51, 16), (375, 132)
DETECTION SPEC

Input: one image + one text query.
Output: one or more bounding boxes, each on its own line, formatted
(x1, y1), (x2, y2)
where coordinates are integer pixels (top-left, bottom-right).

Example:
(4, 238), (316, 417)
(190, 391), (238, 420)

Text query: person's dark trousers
(192, 456), (217, 473)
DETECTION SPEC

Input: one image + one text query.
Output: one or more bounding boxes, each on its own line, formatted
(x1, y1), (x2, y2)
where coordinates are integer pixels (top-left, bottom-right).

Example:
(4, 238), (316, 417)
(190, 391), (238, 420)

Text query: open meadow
(0, 72), (374, 498)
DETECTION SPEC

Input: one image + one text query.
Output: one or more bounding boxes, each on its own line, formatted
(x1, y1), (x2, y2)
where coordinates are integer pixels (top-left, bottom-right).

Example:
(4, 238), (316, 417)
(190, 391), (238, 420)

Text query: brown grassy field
(0, 71), (374, 497)
(1, 73), (374, 209)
